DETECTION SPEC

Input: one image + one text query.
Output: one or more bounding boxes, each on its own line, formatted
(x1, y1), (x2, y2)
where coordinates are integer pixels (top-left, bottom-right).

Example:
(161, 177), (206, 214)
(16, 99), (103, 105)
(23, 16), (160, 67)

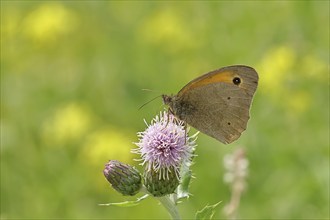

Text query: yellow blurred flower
(23, 3), (77, 43)
(42, 103), (92, 146)
(257, 46), (296, 95)
(81, 128), (133, 167)
(256, 45), (328, 115)
(139, 9), (196, 53)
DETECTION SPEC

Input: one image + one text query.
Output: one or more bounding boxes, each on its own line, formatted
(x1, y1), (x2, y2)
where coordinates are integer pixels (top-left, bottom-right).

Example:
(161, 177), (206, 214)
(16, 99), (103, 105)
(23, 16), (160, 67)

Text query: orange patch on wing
(179, 71), (236, 95)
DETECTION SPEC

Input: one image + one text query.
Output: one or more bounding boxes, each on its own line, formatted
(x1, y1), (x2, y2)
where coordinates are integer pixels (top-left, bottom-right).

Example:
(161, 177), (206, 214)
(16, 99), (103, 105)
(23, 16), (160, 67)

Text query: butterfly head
(162, 94), (177, 113)
(162, 94), (173, 105)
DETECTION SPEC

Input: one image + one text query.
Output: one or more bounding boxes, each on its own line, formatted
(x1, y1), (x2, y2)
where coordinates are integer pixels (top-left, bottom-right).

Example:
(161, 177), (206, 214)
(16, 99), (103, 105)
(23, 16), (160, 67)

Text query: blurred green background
(1, 1), (329, 219)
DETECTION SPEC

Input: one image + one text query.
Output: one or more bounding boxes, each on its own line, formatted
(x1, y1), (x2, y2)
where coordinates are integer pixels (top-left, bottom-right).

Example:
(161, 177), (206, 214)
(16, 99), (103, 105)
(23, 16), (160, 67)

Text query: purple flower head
(133, 111), (197, 180)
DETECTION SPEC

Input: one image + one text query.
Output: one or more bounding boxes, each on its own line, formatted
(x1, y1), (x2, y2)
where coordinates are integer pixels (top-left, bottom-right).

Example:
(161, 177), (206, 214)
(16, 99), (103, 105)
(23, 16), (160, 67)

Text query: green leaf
(195, 202), (221, 220)
(177, 148), (197, 201)
(99, 194), (149, 207)
(177, 169), (192, 200)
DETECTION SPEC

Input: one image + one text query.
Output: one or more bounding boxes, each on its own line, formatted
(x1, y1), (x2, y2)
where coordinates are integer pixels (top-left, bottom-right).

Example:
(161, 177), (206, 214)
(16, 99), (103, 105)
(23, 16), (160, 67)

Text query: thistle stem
(141, 186), (181, 220)
(157, 196), (181, 220)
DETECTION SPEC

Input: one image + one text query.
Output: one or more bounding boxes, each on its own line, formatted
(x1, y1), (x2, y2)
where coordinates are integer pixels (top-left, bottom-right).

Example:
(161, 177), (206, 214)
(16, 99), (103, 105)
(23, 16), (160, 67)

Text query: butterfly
(162, 65), (258, 144)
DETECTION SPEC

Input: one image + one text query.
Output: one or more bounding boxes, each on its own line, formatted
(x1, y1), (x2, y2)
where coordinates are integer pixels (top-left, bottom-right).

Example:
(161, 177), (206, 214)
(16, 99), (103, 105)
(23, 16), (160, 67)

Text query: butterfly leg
(184, 122), (188, 144)
(163, 108), (188, 143)
(162, 108), (173, 129)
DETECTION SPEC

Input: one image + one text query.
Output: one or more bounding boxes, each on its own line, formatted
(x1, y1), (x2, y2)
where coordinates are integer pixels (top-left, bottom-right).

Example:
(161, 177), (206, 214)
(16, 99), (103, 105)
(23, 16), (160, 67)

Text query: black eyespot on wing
(227, 122), (231, 125)
(233, 77), (241, 85)
(227, 97), (231, 100)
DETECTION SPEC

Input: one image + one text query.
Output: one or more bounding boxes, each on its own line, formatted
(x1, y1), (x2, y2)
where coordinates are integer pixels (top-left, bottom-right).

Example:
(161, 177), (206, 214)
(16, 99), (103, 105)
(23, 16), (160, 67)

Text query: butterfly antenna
(141, 88), (162, 93)
(139, 95), (163, 110)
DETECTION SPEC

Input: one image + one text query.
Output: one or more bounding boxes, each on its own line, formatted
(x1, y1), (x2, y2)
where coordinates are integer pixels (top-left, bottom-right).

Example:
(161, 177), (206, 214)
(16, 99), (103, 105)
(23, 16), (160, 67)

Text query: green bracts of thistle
(144, 167), (180, 197)
(104, 160), (142, 196)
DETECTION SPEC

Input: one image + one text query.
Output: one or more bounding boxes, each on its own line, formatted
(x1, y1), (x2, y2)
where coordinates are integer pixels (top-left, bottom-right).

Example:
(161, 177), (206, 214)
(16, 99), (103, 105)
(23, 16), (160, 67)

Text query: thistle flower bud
(103, 160), (142, 196)
(144, 166), (180, 197)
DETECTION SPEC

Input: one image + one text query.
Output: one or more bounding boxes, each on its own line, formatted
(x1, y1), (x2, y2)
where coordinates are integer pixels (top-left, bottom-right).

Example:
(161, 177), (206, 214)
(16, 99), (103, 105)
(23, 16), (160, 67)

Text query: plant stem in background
(223, 148), (249, 220)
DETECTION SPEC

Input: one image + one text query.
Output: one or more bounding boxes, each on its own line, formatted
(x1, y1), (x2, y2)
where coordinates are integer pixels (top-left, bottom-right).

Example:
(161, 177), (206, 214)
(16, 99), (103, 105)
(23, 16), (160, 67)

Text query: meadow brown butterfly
(162, 65), (258, 144)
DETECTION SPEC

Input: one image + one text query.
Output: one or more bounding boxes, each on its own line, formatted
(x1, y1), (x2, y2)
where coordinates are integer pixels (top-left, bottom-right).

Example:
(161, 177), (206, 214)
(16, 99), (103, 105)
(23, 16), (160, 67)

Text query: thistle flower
(133, 111), (197, 181)
(103, 160), (142, 196)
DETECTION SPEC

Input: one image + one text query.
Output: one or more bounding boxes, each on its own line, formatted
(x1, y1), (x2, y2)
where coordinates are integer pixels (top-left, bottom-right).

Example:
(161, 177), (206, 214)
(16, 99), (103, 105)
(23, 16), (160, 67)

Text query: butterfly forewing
(175, 83), (252, 143)
(168, 65), (258, 144)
